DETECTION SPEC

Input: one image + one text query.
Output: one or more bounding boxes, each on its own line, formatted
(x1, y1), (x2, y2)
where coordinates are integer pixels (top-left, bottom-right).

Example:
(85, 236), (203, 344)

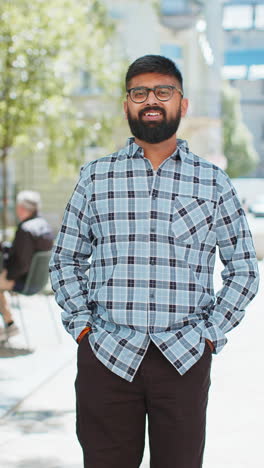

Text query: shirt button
(150, 258), (156, 265)
(150, 227), (156, 233)
(150, 293), (155, 299)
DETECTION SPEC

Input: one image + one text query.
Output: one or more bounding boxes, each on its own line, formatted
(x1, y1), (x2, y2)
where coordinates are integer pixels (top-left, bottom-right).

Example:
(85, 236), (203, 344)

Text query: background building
(104, 0), (225, 166)
(222, 0), (264, 176)
(159, 0), (225, 167)
(11, 0), (263, 235)
(15, 0), (225, 232)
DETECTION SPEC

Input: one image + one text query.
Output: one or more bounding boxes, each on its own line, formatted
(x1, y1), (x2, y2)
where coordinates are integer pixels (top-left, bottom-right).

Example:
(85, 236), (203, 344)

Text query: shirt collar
(124, 136), (189, 162)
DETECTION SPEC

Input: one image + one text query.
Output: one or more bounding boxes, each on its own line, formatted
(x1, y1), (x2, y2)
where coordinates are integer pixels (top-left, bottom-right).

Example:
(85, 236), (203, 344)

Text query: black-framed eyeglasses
(127, 85), (183, 103)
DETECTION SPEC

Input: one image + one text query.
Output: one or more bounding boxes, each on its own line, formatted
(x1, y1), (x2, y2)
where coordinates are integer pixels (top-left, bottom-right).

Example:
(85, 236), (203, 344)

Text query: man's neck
(134, 134), (177, 171)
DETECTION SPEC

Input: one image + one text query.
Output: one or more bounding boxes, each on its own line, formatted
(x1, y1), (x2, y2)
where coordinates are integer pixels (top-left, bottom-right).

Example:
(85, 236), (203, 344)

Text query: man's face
(124, 73), (188, 144)
(16, 203), (31, 222)
(16, 204), (24, 221)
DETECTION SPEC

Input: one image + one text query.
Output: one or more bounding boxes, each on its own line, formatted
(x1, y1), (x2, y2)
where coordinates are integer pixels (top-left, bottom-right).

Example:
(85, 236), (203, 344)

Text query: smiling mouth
(144, 111), (161, 116)
(141, 109), (164, 120)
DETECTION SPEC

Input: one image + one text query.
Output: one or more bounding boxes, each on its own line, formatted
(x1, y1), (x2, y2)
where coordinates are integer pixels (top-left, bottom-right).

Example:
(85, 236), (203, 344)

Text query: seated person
(0, 191), (53, 341)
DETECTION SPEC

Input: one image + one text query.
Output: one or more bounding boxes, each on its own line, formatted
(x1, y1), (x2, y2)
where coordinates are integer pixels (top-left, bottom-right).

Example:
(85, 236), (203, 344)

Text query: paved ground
(0, 260), (263, 467)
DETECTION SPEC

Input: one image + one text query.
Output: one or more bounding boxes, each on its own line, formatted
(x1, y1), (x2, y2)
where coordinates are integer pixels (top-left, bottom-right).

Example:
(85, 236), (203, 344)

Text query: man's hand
(205, 339), (214, 352)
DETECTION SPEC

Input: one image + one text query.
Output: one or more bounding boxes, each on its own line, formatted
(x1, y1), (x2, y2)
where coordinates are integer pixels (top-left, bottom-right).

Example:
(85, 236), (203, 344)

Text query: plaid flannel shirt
(49, 138), (259, 382)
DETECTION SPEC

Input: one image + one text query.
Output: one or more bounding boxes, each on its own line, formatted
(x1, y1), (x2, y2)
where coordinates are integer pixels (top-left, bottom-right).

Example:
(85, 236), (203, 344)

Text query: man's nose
(145, 89), (159, 105)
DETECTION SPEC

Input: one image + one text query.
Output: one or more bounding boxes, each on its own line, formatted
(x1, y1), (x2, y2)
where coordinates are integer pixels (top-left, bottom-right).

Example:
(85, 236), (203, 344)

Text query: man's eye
(134, 89), (145, 97)
(157, 88), (170, 97)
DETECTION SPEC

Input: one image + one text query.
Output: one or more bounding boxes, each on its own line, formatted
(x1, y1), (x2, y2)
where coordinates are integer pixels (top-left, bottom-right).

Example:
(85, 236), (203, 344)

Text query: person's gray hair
(16, 190), (41, 213)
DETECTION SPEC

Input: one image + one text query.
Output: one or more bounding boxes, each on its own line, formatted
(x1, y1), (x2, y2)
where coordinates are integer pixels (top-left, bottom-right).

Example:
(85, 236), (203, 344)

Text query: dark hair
(125, 54), (183, 90)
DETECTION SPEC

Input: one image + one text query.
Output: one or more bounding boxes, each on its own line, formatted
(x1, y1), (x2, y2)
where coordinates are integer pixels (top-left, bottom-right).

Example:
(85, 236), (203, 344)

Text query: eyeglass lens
(130, 86), (173, 102)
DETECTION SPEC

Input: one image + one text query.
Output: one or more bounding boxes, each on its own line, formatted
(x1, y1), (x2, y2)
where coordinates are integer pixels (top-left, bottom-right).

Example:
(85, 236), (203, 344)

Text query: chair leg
(11, 294), (31, 349)
(17, 303), (31, 349)
(10, 292), (61, 348)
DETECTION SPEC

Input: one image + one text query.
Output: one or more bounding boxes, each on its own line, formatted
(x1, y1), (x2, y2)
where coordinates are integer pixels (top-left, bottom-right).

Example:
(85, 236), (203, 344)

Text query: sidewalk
(0, 293), (76, 418)
(204, 259), (264, 468)
(0, 261), (263, 467)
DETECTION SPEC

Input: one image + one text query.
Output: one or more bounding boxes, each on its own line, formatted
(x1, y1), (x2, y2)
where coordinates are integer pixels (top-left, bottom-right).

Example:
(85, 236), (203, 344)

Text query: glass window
(248, 65), (264, 80)
(222, 65), (248, 80)
(79, 71), (101, 95)
(223, 5), (253, 30)
(160, 44), (182, 61)
(161, 0), (187, 15)
(231, 35), (241, 46)
(255, 5), (264, 29)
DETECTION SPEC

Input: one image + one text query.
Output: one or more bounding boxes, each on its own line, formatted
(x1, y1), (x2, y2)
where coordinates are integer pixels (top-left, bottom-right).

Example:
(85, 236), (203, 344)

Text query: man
(0, 190), (53, 340)
(49, 55), (259, 468)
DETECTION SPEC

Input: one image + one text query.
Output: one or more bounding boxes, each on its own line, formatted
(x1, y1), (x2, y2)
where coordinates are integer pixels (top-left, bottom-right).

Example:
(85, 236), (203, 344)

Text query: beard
(127, 105), (182, 144)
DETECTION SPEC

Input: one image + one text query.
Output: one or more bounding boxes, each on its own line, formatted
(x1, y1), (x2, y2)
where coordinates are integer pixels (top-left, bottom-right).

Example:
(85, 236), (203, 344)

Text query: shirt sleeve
(202, 174), (259, 353)
(49, 166), (94, 341)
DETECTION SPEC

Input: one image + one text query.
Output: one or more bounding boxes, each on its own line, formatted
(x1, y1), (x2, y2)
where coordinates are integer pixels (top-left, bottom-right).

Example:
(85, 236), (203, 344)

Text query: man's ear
(181, 98), (188, 117)
(123, 100), (128, 120)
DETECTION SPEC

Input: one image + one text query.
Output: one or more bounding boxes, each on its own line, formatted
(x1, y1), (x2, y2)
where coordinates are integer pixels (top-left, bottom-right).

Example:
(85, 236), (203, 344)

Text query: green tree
(222, 83), (259, 178)
(0, 0), (124, 238)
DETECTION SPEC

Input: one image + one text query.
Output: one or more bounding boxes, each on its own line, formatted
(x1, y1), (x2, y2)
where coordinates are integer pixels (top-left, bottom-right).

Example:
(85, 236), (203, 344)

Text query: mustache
(138, 106), (166, 118)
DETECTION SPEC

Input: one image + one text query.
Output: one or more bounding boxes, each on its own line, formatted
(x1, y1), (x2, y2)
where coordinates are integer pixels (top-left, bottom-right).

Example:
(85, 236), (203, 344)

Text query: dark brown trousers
(75, 338), (212, 468)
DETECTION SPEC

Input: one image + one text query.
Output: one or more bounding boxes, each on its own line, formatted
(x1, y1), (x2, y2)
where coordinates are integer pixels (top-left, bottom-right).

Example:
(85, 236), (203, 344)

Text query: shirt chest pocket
(170, 196), (215, 244)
